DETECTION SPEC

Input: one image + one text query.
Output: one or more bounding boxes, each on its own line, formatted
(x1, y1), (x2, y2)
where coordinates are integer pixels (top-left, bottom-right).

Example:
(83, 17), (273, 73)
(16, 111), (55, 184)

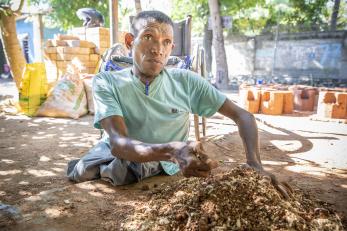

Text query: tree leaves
(29, 0), (109, 30)
(172, 0), (345, 36)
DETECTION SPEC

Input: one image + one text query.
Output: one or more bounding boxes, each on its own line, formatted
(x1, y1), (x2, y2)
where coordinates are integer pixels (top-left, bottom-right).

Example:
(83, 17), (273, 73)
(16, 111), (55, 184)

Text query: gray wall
(225, 31), (347, 81)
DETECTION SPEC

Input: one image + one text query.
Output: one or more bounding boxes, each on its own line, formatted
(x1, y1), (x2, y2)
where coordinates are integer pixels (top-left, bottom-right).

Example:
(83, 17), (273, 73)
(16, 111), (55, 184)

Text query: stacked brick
(317, 90), (347, 119)
(289, 86), (319, 111)
(44, 34), (100, 85)
(71, 27), (111, 55)
(239, 87), (261, 114)
(239, 85), (294, 115)
(261, 90), (294, 115)
(239, 84), (347, 118)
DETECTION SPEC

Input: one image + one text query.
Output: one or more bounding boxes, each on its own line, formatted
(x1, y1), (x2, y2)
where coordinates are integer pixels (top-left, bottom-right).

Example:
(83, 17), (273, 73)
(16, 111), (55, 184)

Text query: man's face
(132, 19), (174, 78)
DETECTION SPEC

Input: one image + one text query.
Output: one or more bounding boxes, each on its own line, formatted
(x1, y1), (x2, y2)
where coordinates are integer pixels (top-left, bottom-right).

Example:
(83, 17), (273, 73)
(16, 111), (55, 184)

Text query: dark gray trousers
(67, 141), (163, 186)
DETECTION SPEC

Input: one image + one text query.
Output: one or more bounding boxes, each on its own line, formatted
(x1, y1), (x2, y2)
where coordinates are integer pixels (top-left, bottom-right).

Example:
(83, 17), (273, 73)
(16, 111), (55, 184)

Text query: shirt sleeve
(187, 70), (227, 117)
(92, 72), (123, 129)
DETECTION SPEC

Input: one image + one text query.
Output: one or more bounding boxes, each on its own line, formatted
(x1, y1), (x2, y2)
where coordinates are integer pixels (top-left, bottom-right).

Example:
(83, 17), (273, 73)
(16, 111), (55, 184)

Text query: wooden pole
(109, 0), (118, 45)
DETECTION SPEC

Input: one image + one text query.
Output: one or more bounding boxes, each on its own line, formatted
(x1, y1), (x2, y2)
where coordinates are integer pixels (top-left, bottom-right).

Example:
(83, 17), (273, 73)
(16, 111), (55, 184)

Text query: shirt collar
(130, 69), (165, 96)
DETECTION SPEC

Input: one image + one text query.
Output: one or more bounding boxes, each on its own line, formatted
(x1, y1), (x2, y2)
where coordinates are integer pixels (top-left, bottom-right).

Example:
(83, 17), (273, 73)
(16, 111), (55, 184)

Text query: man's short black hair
(131, 10), (174, 37)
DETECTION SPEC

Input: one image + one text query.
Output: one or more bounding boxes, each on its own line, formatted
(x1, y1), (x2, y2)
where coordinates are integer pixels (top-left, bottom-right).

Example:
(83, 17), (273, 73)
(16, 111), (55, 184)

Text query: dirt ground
(0, 79), (346, 230)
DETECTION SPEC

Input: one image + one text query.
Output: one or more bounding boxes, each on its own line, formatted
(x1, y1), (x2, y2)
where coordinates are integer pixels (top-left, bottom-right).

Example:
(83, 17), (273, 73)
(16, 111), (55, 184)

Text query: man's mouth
(147, 59), (163, 65)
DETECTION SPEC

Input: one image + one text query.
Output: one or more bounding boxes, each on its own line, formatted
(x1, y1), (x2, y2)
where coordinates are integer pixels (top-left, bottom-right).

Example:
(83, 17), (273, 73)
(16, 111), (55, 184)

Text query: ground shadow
(1, 113), (346, 230)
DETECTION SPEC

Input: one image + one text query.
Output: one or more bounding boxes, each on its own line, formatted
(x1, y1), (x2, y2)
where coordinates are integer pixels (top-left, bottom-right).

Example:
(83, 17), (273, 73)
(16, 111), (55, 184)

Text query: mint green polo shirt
(92, 68), (226, 175)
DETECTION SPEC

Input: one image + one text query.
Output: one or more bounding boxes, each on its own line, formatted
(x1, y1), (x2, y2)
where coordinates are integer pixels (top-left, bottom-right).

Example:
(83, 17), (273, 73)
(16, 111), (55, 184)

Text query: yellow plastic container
(19, 63), (48, 116)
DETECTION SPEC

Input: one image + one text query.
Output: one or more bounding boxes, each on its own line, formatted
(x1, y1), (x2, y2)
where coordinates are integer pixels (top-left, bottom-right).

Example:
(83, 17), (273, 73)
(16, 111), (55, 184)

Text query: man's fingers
(262, 175), (272, 182)
(264, 173), (292, 200)
(183, 169), (210, 178)
(274, 184), (290, 200)
(281, 181), (294, 194)
(183, 170), (210, 178)
(195, 170), (210, 178)
(205, 159), (218, 169)
(193, 160), (211, 171)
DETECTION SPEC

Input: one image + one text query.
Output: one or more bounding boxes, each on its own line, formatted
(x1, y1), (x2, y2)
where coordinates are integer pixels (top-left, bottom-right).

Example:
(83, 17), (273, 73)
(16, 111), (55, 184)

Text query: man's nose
(150, 40), (163, 56)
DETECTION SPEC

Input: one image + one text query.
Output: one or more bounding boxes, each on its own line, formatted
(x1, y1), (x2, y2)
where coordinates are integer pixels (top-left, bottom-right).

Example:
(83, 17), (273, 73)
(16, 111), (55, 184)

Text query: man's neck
(132, 68), (158, 85)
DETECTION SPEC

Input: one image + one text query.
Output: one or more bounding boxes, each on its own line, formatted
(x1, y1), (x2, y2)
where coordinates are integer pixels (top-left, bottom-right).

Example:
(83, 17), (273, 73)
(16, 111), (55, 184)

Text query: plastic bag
(19, 63), (48, 116)
(36, 67), (88, 119)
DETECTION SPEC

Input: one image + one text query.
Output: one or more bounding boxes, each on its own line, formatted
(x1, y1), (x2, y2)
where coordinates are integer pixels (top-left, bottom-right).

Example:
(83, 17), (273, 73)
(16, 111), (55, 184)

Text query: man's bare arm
(100, 116), (173, 163)
(100, 116), (216, 177)
(218, 98), (262, 169)
(218, 98), (293, 198)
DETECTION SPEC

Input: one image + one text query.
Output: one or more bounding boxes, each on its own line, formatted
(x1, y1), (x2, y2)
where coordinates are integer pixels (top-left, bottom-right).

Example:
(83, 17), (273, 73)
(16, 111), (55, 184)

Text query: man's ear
(125, 33), (134, 50)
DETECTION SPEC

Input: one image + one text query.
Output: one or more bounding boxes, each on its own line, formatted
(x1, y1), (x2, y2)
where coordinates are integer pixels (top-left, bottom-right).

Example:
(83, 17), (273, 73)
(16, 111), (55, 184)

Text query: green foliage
(284, 0), (331, 31)
(335, 0), (347, 29)
(0, 0), (11, 6)
(171, 0), (209, 36)
(171, 0), (268, 36)
(0, 0), (16, 17)
(172, 0), (346, 36)
(29, 0), (134, 31)
(29, 0), (108, 30)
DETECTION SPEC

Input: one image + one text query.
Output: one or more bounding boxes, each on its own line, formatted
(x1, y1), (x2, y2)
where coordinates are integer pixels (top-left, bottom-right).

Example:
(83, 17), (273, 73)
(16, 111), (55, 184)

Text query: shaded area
(0, 110), (346, 229)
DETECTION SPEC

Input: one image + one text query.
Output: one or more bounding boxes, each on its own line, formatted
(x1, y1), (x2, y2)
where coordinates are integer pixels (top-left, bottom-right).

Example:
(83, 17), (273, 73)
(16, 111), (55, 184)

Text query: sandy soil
(0, 79), (346, 230)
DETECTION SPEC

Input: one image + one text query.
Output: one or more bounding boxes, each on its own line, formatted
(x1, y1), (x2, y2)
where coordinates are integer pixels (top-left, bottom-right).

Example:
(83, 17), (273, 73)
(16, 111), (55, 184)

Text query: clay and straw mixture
(122, 167), (343, 231)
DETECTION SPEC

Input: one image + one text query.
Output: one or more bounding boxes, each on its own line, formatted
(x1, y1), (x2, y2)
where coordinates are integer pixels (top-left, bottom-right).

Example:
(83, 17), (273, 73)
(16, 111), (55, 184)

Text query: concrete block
(261, 91), (284, 115)
(55, 53), (88, 61)
(332, 93), (347, 119)
(45, 40), (54, 47)
(49, 53), (57, 60)
(51, 39), (68, 47)
(71, 27), (86, 40)
(56, 47), (92, 55)
(88, 67), (97, 74)
(239, 88), (261, 113)
(282, 91), (294, 114)
(45, 47), (57, 54)
(317, 92), (336, 118)
(55, 34), (80, 40)
(56, 61), (68, 69)
(89, 54), (100, 62)
(86, 27), (109, 36)
(292, 87), (318, 111)
(65, 40), (96, 48)
(317, 91), (347, 119)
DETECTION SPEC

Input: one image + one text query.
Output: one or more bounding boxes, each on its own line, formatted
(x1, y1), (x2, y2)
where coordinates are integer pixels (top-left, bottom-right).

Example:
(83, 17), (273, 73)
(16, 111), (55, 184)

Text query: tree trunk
(208, 0), (229, 90)
(109, 0), (119, 44)
(203, 22), (213, 75)
(134, 0), (142, 14)
(0, 9), (26, 89)
(330, 0), (340, 31)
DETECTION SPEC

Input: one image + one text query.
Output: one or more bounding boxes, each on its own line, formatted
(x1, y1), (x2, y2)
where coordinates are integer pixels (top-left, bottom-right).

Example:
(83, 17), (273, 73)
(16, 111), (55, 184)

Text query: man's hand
(169, 141), (218, 177)
(242, 163), (293, 199)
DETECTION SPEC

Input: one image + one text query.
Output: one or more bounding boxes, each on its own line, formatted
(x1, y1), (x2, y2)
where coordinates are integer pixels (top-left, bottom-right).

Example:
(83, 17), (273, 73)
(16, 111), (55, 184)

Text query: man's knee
(67, 159), (100, 183)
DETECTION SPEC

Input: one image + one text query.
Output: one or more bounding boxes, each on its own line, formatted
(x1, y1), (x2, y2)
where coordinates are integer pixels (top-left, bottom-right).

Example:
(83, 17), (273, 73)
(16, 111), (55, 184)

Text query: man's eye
(164, 40), (171, 46)
(143, 35), (152, 40)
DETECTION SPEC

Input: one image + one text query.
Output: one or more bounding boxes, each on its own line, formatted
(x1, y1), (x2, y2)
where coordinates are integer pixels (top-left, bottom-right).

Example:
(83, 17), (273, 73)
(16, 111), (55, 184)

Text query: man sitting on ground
(67, 10), (291, 198)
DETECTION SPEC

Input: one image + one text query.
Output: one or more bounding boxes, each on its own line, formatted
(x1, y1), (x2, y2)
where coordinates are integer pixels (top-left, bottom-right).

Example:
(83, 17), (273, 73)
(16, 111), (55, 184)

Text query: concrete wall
(225, 31), (347, 81)
(225, 39), (255, 77)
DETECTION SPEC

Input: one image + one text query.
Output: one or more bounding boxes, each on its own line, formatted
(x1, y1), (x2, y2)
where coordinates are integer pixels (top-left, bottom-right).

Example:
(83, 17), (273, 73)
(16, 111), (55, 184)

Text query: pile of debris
(122, 167), (343, 231)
